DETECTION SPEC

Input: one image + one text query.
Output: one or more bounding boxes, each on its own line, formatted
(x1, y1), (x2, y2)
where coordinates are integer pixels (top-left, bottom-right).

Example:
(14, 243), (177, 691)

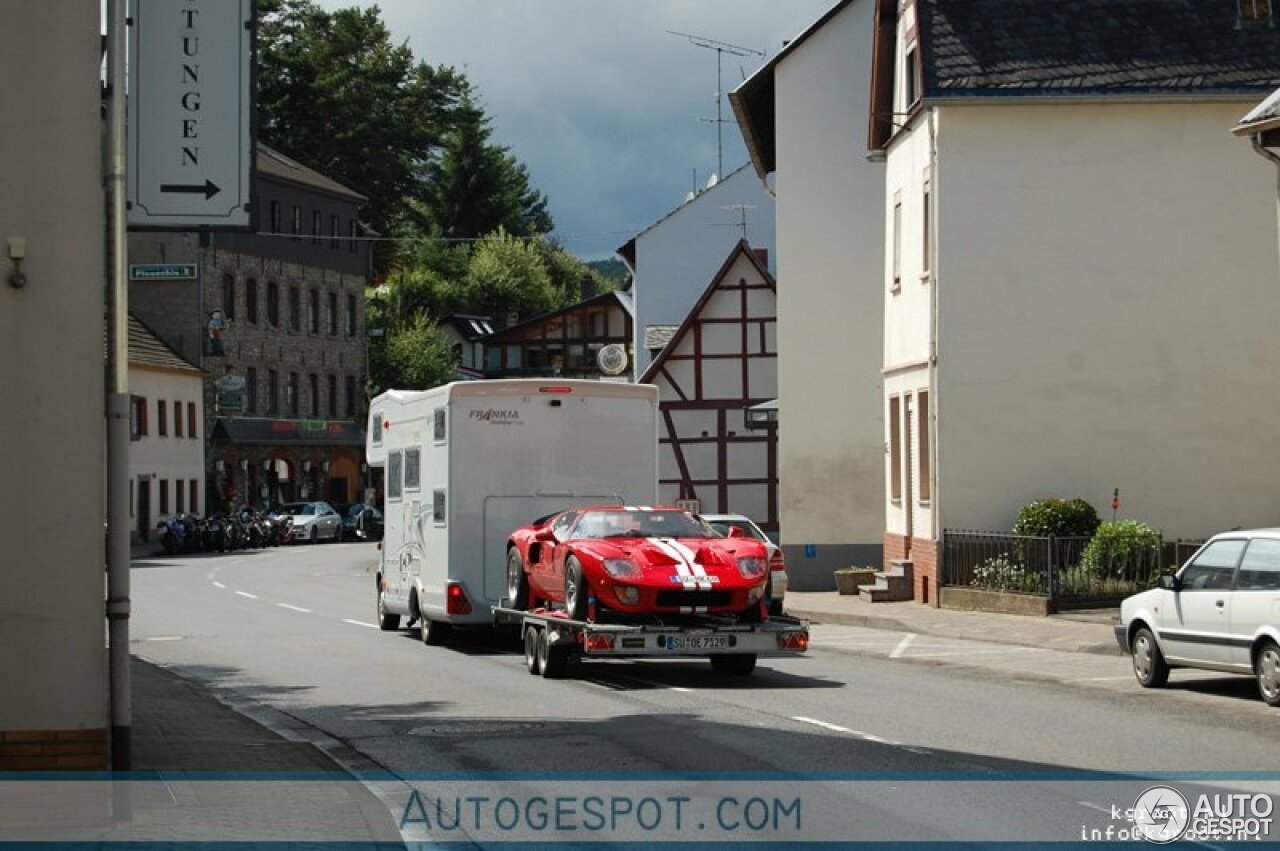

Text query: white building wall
(772, 0), (886, 587)
(933, 101), (1280, 539)
(630, 167), (776, 374)
(0, 2), (108, 737)
(129, 368), (207, 527)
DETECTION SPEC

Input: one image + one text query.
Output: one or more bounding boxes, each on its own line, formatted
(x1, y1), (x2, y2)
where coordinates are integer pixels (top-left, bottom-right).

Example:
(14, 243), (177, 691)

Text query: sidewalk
(784, 590), (1122, 655)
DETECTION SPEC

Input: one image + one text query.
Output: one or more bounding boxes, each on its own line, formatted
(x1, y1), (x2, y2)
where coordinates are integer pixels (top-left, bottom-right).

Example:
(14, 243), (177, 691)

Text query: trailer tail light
(585, 633), (615, 652)
(446, 582), (472, 615)
(539, 386), (574, 394)
(777, 631), (809, 652)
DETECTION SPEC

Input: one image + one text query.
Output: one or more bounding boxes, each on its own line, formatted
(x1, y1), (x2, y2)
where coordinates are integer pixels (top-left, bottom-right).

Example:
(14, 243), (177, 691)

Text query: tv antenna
(717, 204), (756, 239)
(667, 30), (764, 179)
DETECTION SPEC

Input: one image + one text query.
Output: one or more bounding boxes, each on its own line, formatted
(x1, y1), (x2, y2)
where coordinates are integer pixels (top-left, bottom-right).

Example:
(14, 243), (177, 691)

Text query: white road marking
(1067, 676), (1135, 683)
(670, 686), (692, 693)
(277, 603), (312, 614)
(343, 619), (379, 629)
(918, 647), (1051, 658)
(212, 581), (226, 589)
(792, 716), (854, 734)
(142, 636), (184, 642)
(889, 633), (917, 658)
(235, 591), (258, 600)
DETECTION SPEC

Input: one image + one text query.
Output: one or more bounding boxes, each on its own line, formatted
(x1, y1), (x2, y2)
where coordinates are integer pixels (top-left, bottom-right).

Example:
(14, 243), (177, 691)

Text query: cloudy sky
(311, 0), (834, 259)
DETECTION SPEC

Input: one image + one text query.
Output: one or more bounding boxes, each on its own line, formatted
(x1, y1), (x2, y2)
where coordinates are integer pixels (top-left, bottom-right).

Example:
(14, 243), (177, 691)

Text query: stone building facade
(129, 143), (371, 511)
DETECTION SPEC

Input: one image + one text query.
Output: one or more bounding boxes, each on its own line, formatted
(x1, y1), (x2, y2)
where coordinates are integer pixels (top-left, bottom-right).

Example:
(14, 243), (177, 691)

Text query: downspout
(927, 107), (941, 561)
(1250, 136), (1280, 264)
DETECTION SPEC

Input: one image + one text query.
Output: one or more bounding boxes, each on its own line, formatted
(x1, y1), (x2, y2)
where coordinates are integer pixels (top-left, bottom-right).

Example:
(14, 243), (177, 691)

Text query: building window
(330, 214), (340, 249)
(187, 402), (197, 439)
(130, 395), (147, 440)
(922, 179), (931, 279)
(189, 479), (198, 515)
(270, 200), (281, 234)
(289, 286), (301, 331)
(904, 43), (921, 109)
(328, 374), (337, 418)
(327, 292), (338, 335)
(159, 480), (169, 514)
(176, 481), (185, 514)
(157, 399), (168, 437)
(222, 274), (236, 320)
(892, 197), (903, 290)
(1239, 0), (1273, 23)
(889, 396), (902, 501)
(288, 372), (299, 417)
(267, 369), (279, 415)
(267, 281), (280, 326)
(246, 367), (258, 415)
(174, 400), (183, 437)
(345, 375), (356, 417)
(917, 391), (931, 503)
(346, 294), (357, 337)
(309, 373), (319, 418)
(246, 278), (259, 324)
(348, 220), (359, 253)
(308, 290), (319, 334)
(312, 210), (322, 245)
(291, 205), (301, 240)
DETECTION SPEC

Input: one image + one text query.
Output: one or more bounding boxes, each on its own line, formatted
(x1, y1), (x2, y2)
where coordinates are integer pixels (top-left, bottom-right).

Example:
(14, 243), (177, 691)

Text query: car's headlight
(736, 556), (768, 579)
(602, 558), (641, 578)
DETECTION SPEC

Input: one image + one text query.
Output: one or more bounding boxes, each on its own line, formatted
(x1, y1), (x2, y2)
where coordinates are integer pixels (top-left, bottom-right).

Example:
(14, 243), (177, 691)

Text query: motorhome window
(372, 413), (383, 445)
(388, 451), (403, 501)
(404, 449), (421, 491)
(433, 489), (446, 524)
(434, 407), (446, 442)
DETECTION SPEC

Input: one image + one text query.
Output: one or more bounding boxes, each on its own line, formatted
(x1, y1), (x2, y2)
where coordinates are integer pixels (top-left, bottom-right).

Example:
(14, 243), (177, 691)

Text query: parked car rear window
(1239, 538), (1280, 591)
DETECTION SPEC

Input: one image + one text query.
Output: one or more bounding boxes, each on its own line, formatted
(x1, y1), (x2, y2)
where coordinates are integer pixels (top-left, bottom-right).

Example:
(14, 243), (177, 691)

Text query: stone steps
(867, 559), (914, 602)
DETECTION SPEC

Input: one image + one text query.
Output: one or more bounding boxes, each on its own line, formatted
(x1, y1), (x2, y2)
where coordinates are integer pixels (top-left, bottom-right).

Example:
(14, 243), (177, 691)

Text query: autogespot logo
(1132, 786), (1191, 843)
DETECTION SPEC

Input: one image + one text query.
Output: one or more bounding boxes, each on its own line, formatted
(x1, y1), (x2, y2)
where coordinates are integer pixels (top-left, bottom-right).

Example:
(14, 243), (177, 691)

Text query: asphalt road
(129, 543), (1280, 844)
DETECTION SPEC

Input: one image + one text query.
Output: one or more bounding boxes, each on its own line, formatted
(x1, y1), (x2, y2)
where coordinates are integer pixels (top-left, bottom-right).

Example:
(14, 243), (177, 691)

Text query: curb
(785, 606), (1122, 657)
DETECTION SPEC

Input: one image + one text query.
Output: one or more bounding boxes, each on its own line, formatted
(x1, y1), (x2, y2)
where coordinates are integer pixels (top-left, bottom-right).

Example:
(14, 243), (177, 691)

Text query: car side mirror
(1157, 574), (1180, 591)
(726, 526), (746, 539)
(535, 529), (557, 543)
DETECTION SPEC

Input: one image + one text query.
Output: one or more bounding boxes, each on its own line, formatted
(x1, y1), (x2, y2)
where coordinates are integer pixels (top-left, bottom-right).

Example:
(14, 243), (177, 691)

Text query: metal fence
(941, 529), (1165, 609)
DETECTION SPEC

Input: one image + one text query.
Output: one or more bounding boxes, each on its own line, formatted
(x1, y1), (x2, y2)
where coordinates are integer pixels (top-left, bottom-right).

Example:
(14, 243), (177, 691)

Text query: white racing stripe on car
(665, 538), (714, 590)
(651, 538), (697, 590)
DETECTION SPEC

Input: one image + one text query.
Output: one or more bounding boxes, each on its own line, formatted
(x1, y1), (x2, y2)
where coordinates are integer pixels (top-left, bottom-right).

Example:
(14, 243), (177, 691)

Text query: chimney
(579, 274), (597, 302)
(752, 248), (769, 268)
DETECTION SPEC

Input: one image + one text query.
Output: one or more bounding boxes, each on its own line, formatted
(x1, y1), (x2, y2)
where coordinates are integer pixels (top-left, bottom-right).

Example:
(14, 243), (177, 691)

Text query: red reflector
(585, 634), (615, 651)
(777, 632), (809, 652)
(769, 552), (786, 571)
(446, 582), (472, 615)
(538, 386), (574, 394)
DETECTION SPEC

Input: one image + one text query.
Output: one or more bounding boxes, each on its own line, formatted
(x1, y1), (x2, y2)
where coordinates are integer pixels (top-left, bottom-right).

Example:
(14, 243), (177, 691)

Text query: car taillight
(777, 631), (808, 651)
(446, 582), (472, 615)
(539, 386), (574, 394)
(769, 551), (786, 572)
(585, 633), (615, 652)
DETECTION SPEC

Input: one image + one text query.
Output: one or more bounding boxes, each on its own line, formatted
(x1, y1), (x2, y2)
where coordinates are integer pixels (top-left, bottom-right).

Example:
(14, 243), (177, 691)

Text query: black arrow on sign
(160, 179), (221, 199)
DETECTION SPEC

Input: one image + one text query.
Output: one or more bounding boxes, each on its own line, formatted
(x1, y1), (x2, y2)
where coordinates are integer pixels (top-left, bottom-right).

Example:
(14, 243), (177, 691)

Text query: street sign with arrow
(127, 0), (255, 230)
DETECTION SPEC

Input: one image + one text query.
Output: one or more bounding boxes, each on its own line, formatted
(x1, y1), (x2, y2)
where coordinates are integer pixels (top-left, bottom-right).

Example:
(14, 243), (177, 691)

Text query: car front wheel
(1131, 626), (1169, 688)
(565, 557), (589, 621)
(507, 548), (529, 610)
(1255, 640), (1280, 707)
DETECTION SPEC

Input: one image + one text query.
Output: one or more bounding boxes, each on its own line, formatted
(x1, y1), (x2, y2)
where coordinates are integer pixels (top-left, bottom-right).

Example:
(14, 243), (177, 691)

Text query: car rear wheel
(420, 616), (451, 647)
(1255, 641), (1280, 707)
(710, 654), (756, 676)
(537, 628), (568, 679)
(308, 526), (318, 544)
(507, 548), (529, 610)
(565, 557), (589, 621)
(1131, 626), (1169, 688)
(524, 626), (541, 675)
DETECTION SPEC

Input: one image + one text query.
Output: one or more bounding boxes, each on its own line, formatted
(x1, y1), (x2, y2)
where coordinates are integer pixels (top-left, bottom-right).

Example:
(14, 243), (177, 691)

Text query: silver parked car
(1116, 528), (1280, 706)
(284, 501), (343, 544)
(701, 513), (788, 616)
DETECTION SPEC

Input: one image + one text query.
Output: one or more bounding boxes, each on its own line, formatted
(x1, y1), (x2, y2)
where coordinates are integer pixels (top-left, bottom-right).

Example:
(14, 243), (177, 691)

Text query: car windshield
(708, 519), (768, 542)
(287, 504), (315, 516)
(570, 509), (716, 540)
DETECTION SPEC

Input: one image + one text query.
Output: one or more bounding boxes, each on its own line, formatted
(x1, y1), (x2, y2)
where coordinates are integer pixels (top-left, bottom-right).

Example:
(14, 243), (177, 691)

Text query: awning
(210, 417), (365, 447)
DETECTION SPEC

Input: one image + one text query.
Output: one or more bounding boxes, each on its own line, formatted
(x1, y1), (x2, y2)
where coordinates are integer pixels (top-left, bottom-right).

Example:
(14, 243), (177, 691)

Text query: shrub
(1011, 498), (1100, 538)
(971, 553), (1046, 594)
(1081, 520), (1161, 581)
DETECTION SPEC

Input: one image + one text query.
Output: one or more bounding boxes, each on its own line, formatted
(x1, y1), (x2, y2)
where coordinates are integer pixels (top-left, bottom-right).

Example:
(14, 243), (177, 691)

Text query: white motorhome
(366, 379), (659, 643)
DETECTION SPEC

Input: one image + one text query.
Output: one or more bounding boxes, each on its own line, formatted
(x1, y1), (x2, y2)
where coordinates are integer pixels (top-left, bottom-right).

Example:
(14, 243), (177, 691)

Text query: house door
(137, 477), (151, 541)
(903, 397), (914, 557)
(327, 477), (349, 505)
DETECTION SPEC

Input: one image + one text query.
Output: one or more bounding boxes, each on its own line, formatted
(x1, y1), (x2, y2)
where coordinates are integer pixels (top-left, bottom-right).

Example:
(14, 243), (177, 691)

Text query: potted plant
(834, 566), (877, 595)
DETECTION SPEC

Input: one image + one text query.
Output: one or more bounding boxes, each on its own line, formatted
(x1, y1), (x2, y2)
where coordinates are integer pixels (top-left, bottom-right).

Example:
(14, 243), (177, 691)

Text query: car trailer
(492, 606), (810, 679)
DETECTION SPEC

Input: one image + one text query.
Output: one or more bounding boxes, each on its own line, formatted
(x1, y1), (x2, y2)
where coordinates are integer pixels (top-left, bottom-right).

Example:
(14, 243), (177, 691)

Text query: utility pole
(667, 30), (764, 179)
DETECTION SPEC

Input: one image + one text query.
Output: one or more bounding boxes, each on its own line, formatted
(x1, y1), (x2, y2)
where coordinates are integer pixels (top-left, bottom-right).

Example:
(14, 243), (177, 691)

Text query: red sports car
(506, 506), (771, 622)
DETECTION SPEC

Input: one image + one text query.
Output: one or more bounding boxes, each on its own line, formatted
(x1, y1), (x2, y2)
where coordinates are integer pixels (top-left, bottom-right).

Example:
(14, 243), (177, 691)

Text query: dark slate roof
(127, 314), (202, 375)
(922, 0), (1280, 97)
(209, 417), (364, 447)
(256, 143), (366, 202)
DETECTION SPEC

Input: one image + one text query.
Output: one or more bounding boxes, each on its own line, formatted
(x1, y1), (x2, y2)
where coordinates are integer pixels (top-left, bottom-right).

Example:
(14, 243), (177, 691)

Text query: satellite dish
(597, 344), (629, 376)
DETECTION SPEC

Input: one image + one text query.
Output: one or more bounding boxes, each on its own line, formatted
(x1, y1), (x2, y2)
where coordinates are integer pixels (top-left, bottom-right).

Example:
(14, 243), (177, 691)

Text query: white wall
(0, 2), (108, 732)
(772, 0), (886, 585)
(631, 167), (776, 374)
(933, 101), (1280, 539)
(129, 368), (206, 525)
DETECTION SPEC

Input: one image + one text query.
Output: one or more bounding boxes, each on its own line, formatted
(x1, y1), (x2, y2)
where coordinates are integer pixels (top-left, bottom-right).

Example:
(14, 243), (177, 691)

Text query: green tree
(380, 314), (457, 391)
(460, 229), (560, 322)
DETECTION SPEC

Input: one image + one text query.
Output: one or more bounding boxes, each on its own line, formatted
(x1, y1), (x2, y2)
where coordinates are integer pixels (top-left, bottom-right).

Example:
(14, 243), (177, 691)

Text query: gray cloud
(310, 0), (833, 258)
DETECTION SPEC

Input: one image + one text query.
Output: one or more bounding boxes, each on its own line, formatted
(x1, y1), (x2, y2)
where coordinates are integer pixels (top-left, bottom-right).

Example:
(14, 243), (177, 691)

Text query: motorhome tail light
(769, 550), (786, 572)
(585, 633), (615, 652)
(446, 582), (472, 615)
(777, 631), (809, 652)
(538, 386), (574, 394)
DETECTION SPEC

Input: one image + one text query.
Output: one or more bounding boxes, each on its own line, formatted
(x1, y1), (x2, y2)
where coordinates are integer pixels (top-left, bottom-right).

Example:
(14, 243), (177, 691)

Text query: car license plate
(666, 635), (730, 651)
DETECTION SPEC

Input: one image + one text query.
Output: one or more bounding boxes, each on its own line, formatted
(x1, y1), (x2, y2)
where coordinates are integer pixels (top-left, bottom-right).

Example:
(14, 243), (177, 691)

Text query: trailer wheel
(377, 584), (400, 631)
(538, 629), (568, 679)
(507, 548), (529, 610)
(524, 625), (542, 675)
(420, 617), (451, 647)
(565, 557), (590, 621)
(710, 653), (757, 676)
